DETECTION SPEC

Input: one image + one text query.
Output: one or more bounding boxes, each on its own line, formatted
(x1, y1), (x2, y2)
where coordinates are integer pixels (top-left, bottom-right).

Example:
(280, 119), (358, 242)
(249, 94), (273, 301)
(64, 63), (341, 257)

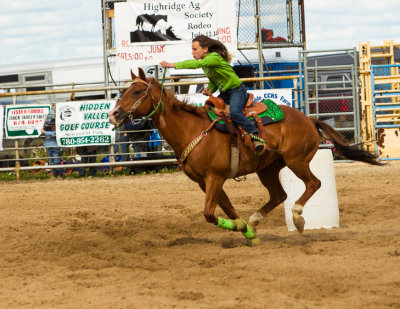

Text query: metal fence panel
(298, 48), (360, 144)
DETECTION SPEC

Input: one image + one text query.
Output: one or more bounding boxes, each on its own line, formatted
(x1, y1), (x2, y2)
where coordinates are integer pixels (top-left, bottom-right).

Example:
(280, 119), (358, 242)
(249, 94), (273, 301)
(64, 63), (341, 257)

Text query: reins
(141, 68), (167, 121)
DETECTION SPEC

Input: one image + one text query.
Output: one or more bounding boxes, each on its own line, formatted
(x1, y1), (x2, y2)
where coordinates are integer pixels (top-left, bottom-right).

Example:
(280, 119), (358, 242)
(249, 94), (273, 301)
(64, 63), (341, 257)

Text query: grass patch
(0, 164), (180, 181)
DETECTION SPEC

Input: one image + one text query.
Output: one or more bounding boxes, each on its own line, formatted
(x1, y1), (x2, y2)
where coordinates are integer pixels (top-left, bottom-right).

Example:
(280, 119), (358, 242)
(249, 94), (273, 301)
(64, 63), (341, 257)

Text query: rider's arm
(207, 81), (217, 93)
(174, 53), (220, 70)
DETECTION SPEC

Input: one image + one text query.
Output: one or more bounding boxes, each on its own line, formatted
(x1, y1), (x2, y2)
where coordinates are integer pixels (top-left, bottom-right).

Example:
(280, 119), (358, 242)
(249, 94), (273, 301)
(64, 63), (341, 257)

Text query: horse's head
(109, 68), (156, 128)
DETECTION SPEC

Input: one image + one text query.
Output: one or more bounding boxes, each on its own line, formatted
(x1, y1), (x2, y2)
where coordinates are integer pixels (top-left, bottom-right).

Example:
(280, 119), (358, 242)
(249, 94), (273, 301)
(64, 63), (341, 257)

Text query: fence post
(14, 140), (20, 180)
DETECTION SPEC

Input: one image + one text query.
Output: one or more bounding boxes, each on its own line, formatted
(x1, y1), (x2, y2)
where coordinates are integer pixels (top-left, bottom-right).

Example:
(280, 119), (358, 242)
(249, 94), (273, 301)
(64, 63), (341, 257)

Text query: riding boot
(249, 133), (266, 153)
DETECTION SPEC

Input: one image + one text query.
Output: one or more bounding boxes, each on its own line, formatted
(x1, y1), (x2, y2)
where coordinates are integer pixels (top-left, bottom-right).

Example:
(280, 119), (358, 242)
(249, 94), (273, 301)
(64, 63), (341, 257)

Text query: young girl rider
(160, 35), (265, 153)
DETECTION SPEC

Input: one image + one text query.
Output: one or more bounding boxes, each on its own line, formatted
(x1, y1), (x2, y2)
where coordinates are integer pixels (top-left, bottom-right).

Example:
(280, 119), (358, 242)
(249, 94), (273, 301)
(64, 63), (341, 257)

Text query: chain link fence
(236, 0), (305, 48)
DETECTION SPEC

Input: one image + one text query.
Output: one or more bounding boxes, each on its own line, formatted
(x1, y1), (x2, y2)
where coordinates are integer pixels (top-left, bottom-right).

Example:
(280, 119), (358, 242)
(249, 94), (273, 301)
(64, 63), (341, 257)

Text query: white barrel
(280, 149), (339, 231)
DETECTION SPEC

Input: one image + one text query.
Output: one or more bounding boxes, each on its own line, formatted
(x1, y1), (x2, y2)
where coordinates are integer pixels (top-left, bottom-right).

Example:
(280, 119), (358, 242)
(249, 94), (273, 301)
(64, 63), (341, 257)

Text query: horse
(165, 26), (181, 41)
(136, 14), (167, 32)
(109, 68), (382, 246)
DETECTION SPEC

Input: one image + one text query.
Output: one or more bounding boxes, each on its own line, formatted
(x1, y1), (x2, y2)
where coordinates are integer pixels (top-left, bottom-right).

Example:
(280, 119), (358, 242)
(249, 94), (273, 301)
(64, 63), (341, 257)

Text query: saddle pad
(207, 99), (284, 126)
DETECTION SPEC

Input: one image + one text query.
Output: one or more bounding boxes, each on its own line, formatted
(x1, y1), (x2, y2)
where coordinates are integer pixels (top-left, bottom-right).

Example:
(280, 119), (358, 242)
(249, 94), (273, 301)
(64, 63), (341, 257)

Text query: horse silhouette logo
(131, 14), (182, 43)
(136, 14), (167, 32)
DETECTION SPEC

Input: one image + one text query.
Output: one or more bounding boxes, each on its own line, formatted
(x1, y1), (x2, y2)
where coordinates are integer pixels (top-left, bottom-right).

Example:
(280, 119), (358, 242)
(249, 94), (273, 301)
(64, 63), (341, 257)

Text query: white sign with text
(115, 0), (237, 72)
(5, 104), (51, 139)
(56, 101), (116, 147)
(177, 89), (293, 107)
(0, 105), (4, 150)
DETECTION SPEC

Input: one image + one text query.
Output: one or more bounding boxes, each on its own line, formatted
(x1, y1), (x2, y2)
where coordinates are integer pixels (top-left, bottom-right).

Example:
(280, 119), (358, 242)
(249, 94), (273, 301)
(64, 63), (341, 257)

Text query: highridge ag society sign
(56, 100), (116, 147)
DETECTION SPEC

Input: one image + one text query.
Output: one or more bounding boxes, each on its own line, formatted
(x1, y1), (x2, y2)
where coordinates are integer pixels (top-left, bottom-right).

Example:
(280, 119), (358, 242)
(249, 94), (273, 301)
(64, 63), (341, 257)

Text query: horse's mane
(150, 78), (209, 116)
(168, 92), (209, 115)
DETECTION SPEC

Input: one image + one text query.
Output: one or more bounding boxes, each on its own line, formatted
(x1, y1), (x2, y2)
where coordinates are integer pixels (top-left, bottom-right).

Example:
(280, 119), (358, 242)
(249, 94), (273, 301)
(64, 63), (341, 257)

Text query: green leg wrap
(241, 220), (256, 239)
(216, 217), (234, 230)
(216, 217), (256, 238)
(216, 217), (260, 246)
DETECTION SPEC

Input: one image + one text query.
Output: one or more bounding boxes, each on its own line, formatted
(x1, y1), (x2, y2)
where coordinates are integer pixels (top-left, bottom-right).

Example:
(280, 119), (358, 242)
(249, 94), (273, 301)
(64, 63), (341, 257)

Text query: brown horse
(109, 68), (381, 246)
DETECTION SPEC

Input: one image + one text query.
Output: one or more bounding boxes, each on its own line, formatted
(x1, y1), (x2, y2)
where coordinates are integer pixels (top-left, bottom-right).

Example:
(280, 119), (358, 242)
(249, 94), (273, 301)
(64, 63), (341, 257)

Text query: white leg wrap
(249, 212), (263, 227)
(292, 204), (305, 232)
(292, 204), (303, 215)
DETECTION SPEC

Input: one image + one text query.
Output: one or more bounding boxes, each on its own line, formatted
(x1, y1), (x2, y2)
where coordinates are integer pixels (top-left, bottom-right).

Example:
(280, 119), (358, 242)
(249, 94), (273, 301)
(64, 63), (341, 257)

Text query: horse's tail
(312, 118), (383, 166)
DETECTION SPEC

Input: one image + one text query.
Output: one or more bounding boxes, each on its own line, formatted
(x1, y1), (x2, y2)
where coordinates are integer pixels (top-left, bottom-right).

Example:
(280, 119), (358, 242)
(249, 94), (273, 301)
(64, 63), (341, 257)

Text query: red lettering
(121, 40), (129, 47)
(219, 35), (231, 44)
(218, 27), (231, 35)
(117, 52), (144, 61)
(148, 45), (166, 54)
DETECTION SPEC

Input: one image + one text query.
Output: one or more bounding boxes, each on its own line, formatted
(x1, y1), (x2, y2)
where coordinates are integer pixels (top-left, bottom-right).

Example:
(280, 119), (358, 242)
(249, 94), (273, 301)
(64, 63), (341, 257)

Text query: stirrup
(249, 134), (266, 153)
(249, 133), (265, 143)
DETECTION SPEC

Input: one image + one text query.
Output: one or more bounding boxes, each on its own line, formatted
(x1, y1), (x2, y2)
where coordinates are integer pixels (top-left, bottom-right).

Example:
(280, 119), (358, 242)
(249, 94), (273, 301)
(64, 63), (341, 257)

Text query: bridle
(127, 78), (153, 121)
(124, 70), (167, 123)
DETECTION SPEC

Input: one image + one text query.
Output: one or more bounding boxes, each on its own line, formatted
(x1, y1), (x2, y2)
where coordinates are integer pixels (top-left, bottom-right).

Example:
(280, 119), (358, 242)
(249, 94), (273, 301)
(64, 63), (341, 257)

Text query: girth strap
(220, 112), (240, 179)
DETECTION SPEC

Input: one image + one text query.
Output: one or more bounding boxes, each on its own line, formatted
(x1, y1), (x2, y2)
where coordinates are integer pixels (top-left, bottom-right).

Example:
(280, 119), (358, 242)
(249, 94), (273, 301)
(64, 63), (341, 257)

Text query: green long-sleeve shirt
(174, 52), (242, 93)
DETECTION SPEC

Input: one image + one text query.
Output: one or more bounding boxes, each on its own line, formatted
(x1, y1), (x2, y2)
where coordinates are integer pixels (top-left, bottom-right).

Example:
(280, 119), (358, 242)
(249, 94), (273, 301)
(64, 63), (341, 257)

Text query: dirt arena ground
(0, 161), (399, 308)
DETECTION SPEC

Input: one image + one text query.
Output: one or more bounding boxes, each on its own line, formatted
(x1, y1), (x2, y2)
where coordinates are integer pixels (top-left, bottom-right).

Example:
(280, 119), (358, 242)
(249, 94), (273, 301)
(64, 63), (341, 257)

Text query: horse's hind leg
(286, 161), (321, 233)
(249, 160), (287, 231)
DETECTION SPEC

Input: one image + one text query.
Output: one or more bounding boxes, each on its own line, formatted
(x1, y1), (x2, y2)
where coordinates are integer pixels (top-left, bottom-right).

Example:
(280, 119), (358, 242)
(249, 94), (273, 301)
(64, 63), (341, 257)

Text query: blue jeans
(218, 83), (258, 134)
(78, 147), (97, 177)
(48, 147), (63, 176)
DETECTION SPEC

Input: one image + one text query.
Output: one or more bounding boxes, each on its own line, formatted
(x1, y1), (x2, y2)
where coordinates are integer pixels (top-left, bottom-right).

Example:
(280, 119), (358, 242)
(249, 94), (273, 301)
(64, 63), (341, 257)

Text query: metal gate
(298, 48), (360, 143)
(371, 64), (400, 159)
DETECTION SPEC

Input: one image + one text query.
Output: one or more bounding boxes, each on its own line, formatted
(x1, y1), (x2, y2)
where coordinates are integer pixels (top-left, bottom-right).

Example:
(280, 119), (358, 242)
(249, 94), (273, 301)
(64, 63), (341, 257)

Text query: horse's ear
(138, 68), (147, 81)
(130, 69), (137, 81)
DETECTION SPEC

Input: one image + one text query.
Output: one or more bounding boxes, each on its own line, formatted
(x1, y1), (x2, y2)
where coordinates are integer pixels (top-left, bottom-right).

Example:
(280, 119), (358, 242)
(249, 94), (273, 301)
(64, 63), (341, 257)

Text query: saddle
(205, 93), (268, 118)
(205, 94), (284, 155)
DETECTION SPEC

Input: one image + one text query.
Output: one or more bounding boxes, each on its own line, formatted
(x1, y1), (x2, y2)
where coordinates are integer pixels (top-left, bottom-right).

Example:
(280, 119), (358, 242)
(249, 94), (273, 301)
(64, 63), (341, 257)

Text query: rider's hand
(160, 61), (174, 68)
(202, 88), (212, 96)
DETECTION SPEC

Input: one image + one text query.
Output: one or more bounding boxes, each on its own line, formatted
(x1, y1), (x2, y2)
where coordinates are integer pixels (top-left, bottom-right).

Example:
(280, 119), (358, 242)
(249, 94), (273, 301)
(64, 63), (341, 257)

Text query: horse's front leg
(203, 175), (224, 225)
(204, 176), (260, 246)
(198, 182), (239, 220)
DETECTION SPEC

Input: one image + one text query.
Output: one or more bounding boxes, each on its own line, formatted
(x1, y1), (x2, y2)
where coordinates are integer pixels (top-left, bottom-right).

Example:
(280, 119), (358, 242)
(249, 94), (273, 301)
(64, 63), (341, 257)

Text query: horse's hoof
(292, 205), (304, 233)
(249, 212), (263, 233)
(247, 237), (260, 247)
(292, 214), (305, 233)
(233, 218), (246, 232)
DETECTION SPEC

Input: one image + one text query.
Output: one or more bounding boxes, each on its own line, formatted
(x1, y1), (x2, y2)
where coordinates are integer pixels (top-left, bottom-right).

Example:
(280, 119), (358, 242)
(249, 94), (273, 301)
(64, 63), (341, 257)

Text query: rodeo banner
(115, 0), (237, 70)
(56, 100), (116, 147)
(4, 104), (51, 139)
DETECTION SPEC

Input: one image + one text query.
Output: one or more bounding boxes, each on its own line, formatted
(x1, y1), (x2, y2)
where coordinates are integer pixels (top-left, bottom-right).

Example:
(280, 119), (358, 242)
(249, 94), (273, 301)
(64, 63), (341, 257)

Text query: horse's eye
(134, 90), (141, 95)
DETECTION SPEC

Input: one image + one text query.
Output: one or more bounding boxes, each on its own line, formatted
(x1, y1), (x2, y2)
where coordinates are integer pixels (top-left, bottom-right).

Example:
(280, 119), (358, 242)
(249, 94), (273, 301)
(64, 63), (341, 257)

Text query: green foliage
(0, 164), (180, 182)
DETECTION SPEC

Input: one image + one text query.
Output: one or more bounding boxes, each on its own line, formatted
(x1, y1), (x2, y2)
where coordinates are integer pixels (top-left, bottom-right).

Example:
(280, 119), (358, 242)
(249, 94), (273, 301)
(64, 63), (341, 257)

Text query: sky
(0, 0), (400, 67)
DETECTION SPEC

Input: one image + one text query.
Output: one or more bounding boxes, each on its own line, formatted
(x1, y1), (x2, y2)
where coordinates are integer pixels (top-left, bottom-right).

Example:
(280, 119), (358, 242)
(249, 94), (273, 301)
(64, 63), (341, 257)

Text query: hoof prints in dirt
(167, 236), (213, 247)
(220, 237), (247, 248)
(173, 291), (204, 301)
